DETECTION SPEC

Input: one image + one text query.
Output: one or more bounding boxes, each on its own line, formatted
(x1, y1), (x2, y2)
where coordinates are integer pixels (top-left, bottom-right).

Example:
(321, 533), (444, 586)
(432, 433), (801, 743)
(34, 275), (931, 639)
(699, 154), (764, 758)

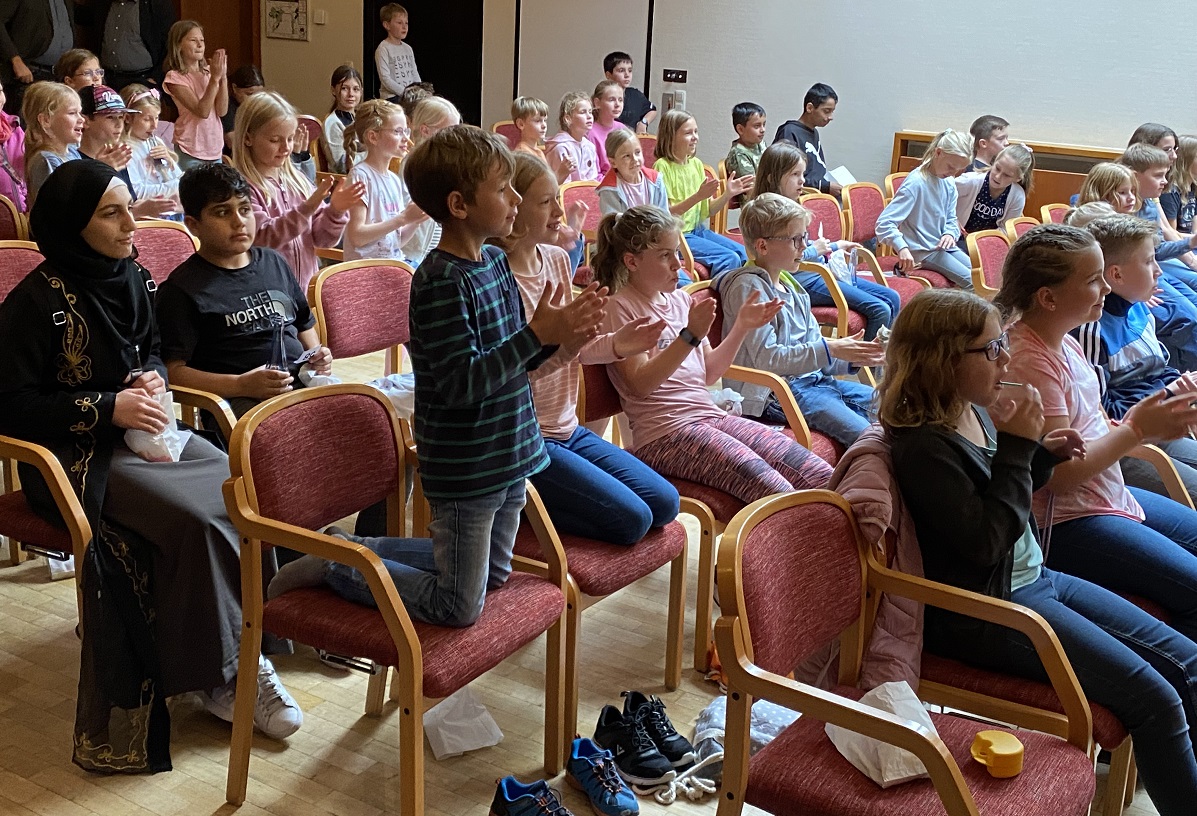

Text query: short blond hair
(403, 125), (514, 223)
(511, 96), (548, 122)
(409, 96), (460, 145)
(557, 90), (590, 131)
(1063, 200), (1116, 228)
(1120, 143), (1170, 173)
(738, 192), (810, 246)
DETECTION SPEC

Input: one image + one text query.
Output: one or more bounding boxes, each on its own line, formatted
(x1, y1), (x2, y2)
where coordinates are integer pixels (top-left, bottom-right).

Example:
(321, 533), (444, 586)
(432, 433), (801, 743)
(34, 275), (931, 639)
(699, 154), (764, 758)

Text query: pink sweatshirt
(249, 177), (349, 292)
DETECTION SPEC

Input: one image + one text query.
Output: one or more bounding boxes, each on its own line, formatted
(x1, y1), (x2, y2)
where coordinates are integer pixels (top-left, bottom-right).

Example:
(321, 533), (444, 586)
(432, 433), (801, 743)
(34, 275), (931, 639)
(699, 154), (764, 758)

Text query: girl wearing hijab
(0, 161), (303, 773)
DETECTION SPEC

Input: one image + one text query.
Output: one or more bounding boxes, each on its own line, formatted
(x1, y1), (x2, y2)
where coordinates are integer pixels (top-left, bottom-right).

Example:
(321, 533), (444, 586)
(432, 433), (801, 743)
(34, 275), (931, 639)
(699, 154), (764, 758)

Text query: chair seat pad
(912, 270), (952, 289)
(920, 652), (1127, 750)
(693, 262), (711, 281)
(668, 478), (743, 524)
(883, 275), (928, 306)
(810, 306), (867, 336)
(263, 571), (565, 699)
(512, 521), (685, 597)
(809, 432), (845, 466)
(726, 229), (744, 246)
(0, 490), (71, 551)
(1118, 591), (1172, 624)
(573, 265), (594, 287)
(746, 686), (1094, 815)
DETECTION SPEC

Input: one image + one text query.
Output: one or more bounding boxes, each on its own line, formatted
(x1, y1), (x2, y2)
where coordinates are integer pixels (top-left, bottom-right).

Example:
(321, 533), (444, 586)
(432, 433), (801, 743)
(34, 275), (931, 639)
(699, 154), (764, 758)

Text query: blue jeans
(913, 246), (973, 289)
(686, 224), (747, 277)
(758, 372), (873, 447)
(531, 427), (679, 545)
(793, 272), (901, 339)
(1162, 260), (1197, 310)
(1151, 278), (1197, 371)
(1047, 487), (1197, 643)
(945, 569), (1197, 816)
(326, 481), (526, 627)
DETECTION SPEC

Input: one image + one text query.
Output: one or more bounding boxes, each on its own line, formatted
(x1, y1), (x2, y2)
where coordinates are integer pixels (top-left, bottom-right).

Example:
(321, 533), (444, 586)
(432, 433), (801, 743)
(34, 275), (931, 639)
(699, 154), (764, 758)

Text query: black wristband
(679, 327), (701, 347)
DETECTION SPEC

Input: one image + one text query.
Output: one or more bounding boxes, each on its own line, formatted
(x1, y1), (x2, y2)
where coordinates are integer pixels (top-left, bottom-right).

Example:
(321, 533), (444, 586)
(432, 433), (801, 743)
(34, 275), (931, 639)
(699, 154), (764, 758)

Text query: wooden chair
(222, 384), (569, 814)
(491, 119), (520, 148)
(560, 180), (601, 261)
(0, 240), (42, 301)
(798, 259), (863, 339)
(842, 183), (953, 289)
(132, 219), (199, 285)
(295, 114), (323, 154)
(678, 232), (709, 281)
(706, 162), (728, 236)
(714, 490), (1096, 816)
(965, 229), (1011, 299)
(884, 171), (909, 200)
(1005, 216), (1040, 241)
(1042, 203), (1071, 224)
(716, 159), (742, 242)
(0, 193), (25, 240)
(638, 133), (657, 163)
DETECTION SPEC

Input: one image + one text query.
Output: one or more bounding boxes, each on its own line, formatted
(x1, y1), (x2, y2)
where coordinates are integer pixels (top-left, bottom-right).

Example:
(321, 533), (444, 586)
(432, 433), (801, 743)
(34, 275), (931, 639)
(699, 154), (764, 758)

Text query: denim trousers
(685, 225), (748, 277)
(758, 372), (873, 447)
(1150, 277), (1197, 371)
(326, 480), (527, 627)
(944, 569), (1197, 816)
(793, 271), (901, 339)
(913, 246), (973, 289)
(531, 427), (679, 546)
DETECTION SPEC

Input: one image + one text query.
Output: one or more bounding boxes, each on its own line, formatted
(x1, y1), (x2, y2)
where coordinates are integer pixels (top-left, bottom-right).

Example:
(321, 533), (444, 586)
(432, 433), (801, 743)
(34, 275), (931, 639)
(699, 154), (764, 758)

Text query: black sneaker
(592, 704), (676, 787)
(622, 691), (696, 769)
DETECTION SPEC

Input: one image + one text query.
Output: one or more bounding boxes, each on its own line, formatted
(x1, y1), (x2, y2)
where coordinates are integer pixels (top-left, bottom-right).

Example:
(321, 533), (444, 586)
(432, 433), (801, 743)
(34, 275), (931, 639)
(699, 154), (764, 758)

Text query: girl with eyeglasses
(882, 287), (1197, 816)
(53, 49), (104, 91)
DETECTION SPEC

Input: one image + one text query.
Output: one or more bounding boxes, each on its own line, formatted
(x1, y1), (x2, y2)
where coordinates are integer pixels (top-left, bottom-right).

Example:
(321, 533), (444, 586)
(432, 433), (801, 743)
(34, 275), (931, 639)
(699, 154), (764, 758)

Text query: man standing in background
(0, 0), (75, 114)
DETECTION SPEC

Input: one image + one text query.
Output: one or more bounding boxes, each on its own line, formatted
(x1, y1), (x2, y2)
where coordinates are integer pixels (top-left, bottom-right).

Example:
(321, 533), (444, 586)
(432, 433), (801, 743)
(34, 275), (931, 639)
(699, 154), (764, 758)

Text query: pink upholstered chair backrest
(639, 134), (658, 162)
(295, 115), (323, 148)
(1011, 218), (1038, 238)
(580, 363), (624, 423)
(132, 222), (199, 284)
(492, 120), (521, 149)
(844, 184), (885, 245)
(0, 242), (43, 302)
(688, 285), (724, 344)
(974, 232), (1011, 290)
(0, 194), (22, 241)
(801, 194), (845, 244)
(315, 262), (414, 360)
(561, 182), (602, 237)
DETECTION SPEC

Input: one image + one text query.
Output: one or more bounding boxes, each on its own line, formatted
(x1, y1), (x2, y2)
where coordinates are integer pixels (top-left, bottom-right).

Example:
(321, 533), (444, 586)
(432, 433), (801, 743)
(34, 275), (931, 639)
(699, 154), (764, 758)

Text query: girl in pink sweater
(232, 91), (364, 290)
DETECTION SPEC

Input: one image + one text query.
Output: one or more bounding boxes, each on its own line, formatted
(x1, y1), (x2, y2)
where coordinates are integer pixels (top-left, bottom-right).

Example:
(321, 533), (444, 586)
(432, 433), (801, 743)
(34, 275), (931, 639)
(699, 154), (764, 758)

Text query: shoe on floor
(255, 654), (302, 739)
(567, 737), (639, 816)
(622, 690), (696, 769)
(489, 775), (575, 815)
(592, 704), (676, 787)
(200, 676), (236, 723)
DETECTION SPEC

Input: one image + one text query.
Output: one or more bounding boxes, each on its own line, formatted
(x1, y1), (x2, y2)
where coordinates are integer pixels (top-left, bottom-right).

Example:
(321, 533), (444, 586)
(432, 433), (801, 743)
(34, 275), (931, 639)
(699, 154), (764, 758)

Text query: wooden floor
(0, 351), (1157, 815)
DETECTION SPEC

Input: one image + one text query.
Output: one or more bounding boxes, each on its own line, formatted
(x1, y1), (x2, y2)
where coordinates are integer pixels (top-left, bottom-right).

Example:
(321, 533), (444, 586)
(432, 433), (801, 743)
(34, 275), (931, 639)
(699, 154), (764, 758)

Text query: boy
(967, 115), (1009, 172)
(724, 101), (766, 183)
(1074, 213), (1197, 503)
(714, 193), (884, 446)
(78, 84), (175, 219)
(511, 95), (571, 179)
(156, 163), (334, 421)
(375, 3), (420, 102)
(605, 51), (656, 134)
(773, 83), (841, 197)
(587, 79), (626, 176)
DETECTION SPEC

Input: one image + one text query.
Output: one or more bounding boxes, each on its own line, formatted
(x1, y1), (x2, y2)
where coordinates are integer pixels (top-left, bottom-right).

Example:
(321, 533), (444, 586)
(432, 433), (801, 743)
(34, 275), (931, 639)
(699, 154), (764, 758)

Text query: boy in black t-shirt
(156, 163), (334, 419)
(605, 51), (657, 134)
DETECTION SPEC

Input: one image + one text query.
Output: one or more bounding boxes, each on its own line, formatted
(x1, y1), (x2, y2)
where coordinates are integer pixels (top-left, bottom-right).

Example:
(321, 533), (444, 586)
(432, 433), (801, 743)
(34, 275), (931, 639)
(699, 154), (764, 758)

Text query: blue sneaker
(567, 737), (639, 816)
(489, 776), (574, 816)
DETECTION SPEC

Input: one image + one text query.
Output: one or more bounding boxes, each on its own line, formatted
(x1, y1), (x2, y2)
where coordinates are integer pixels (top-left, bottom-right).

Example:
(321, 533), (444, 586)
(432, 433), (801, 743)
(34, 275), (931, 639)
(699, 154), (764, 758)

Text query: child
(996, 224), (1197, 648)
(604, 51), (656, 133)
(1077, 161), (1139, 214)
(163, 20), (228, 169)
(342, 99), (427, 262)
(221, 65), (264, 152)
(966, 114), (1009, 172)
(375, 3), (420, 101)
(753, 141), (899, 339)
(232, 90), (364, 291)
(1164, 134), (1197, 233)
(654, 108), (750, 277)
(881, 287), (1197, 816)
(586, 79), (626, 176)
(510, 96), (554, 162)
(54, 49), (104, 91)
(772, 83), (840, 196)
(1121, 143), (1197, 268)
(1129, 122), (1178, 165)
(77, 85), (175, 219)
(595, 204), (833, 502)
(0, 85), (27, 211)
(120, 85), (184, 215)
(402, 96), (461, 265)
(954, 143), (1033, 235)
(397, 81), (433, 119)
(498, 152), (678, 544)
(22, 81), (84, 211)
(546, 90), (598, 183)
(157, 162), (334, 420)
(724, 101), (766, 183)
(597, 128), (669, 216)
(322, 64), (362, 174)
(715, 193), (884, 445)
(876, 128), (974, 288)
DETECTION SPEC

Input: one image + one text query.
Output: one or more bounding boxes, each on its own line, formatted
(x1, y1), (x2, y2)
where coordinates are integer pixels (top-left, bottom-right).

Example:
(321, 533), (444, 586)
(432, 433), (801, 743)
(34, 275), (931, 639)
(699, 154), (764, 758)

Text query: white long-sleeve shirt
(876, 168), (960, 254)
(375, 40), (420, 98)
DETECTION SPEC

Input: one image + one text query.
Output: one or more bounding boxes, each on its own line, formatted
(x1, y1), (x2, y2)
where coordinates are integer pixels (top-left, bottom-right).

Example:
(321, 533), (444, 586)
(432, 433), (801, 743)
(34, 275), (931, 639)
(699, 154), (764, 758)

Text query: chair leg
(692, 509), (717, 672)
(365, 666), (388, 716)
(543, 613), (567, 775)
(716, 688), (752, 816)
(225, 621), (264, 805)
(3, 459), (25, 566)
(1124, 750), (1137, 807)
(393, 669), (425, 816)
(1103, 738), (1133, 816)
(664, 544), (686, 690)
(564, 579), (582, 744)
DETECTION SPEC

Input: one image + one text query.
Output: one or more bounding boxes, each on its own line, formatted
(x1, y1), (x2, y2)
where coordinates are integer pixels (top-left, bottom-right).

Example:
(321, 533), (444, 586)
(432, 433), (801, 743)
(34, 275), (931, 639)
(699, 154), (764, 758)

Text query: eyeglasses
(396, 127), (411, 138)
(766, 235), (807, 248)
(965, 331), (1010, 361)
(75, 69), (105, 80)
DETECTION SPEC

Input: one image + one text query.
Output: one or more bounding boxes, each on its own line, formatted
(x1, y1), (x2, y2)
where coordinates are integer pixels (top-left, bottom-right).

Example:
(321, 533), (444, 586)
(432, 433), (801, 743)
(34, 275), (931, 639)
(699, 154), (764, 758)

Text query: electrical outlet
(662, 69), (687, 84)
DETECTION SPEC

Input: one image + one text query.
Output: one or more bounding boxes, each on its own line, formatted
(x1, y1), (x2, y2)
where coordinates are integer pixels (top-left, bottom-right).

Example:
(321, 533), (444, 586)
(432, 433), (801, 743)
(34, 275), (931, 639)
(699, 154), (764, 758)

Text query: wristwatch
(679, 327), (701, 347)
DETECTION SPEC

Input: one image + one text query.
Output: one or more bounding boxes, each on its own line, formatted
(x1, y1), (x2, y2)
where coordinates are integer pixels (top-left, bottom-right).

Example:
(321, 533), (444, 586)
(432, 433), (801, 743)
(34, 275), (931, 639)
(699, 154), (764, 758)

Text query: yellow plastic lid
(970, 729), (1024, 778)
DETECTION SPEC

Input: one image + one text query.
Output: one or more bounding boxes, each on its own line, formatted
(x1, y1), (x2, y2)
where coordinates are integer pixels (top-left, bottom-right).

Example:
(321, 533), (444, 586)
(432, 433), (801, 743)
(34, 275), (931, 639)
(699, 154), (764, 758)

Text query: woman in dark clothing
(0, 160), (300, 773)
(878, 287), (1197, 816)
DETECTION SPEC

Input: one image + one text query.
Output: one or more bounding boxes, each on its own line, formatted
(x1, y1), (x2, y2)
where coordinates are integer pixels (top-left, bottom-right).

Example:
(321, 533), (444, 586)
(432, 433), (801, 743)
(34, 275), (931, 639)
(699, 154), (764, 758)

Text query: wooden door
(179, 0), (260, 73)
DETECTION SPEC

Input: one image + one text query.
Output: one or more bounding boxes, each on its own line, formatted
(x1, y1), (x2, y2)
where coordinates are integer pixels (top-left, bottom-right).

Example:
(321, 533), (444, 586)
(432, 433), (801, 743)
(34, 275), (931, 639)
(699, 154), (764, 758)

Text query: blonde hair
(342, 98), (403, 166)
(917, 129), (972, 176)
(21, 82), (80, 177)
(655, 108), (695, 164)
(232, 90), (312, 204)
(605, 128), (638, 164)
(1087, 213), (1159, 267)
(491, 152), (556, 250)
(592, 206), (683, 293)
(1170, 135), (1197, 195)
(878, 289), (998, 430)
(738, 192), (810, 246)
(409, 96), (460, 145)
(751, 141), (805, 200)
(164, 20), (205, 75)
(993, 224), (1097, 320)
(1063, 201), (1116, 228)
(120, 83), (162, 114)
(380, 3), (407, 23)
(557, 90), (590, 132)
(1077, 162), (1137, 209)
(592, 80), (622, 100)
(511, 96), (548, 121)
(994, 143), (1035, 194)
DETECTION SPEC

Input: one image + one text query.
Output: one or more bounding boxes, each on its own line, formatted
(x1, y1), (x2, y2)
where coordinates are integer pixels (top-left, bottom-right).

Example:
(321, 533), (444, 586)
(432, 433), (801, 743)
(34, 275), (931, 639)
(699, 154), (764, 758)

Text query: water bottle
(265, 314), (289, 372)
(849, 247), (859, 286)
(150, 136), (171, 180)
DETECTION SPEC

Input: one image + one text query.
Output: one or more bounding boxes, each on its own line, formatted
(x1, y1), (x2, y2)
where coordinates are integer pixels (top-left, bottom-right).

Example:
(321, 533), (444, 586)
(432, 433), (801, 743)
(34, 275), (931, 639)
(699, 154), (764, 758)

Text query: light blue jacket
(876, 168), (959, 255)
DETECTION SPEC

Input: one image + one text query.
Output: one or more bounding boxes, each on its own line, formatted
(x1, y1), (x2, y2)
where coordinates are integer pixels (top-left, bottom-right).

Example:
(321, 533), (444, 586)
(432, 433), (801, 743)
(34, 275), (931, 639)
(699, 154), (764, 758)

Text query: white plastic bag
(827, 248), (856, 284)
(422, 686), (503, 760)
(367, 373), (416, 421)
(124, 392), (188, 463)
(710, 387), (744, 416)
(825, 680), (939, 788)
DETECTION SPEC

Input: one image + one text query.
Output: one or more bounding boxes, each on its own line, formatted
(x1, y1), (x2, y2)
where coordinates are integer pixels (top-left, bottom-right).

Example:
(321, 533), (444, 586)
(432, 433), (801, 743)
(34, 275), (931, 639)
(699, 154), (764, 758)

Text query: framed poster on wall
(265, 0), (308, 41)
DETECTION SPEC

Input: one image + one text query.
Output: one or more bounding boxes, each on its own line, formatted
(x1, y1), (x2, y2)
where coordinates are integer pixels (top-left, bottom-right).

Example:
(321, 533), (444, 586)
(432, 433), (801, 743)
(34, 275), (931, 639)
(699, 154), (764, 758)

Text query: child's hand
(557, 224), (580, 251)
(895, 248), (918, 272)
(1175, 372), (1197, 394)
(827, 331), (886, 366)
(635, 121), (648, 135)
(839, 240), (862, 252)
(566, 199), (588, 232)
(989, 382), (1044, 441)
(696, 175), (720, 201)
(328, 178), (367, 214)
(727, 172), (754, 196)
(811, 237), (832, 256)
(210, 49), (228, 81)
(301, 175), (335, 216)
(613, 316), (667, 357)
(559, 154), (576, 177)
(96, 141), (132, 171)
(238, 366), (294, 400)
(1041, 427), (1086, 461)
(686, 295), (717, 340)
(528, 281), (607, 348)
(148, 142), (171, 161)
(401, 200), (429, 224)
(732, 290), (784, 331)
(936, 234), (957, 251)
(307, 346), (333, 375)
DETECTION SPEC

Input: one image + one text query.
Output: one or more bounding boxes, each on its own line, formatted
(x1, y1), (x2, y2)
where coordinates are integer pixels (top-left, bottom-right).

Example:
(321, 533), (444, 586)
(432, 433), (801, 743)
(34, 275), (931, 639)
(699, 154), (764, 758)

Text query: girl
(996, 225), (1197, 645)
(654, 108), (751, 277)
(222, 65), (265, 152)
(0, 85), (27, 212)
(163, 20), (228, 169)
(882, 287), (1197, 816)
(342, 99), (427, 262)
(322, 64), (362, 174)
(955, 143), (1034, 234)
(22, 81), (83, 211)
(120, 85), (183, 212)
(498, 153), (679, 544)
(586, 79), (627, 176)
(54, 48), (104, 91)
(401, 96), (460, 265)
(232, 91), (364, 291)
(876, 128), (974, 288)
(1129, 122), (1179, 166)
(546, 90), (598, 184)
(595, 205), (833, 503)
(753, 141), (900, 339)
(597, 128), (669, 215)
(1077, 161), (1138, 214)
(1164, 134), (1197, 233)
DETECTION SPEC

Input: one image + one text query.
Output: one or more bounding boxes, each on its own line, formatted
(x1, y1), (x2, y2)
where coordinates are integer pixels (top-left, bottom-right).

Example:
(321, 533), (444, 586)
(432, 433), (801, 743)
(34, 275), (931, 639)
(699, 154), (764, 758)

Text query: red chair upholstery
(560, 181), (602, 244)
(638, 133), (657, 162)
(1043, 203), (1070, 224)
(0, 193), (24, 240)
(841, 183), (953, 289)
(1006, 217), (1040, 241)
(491, 120), (521, 149)
(0, 241), (43, 302)
(295, 114), (323, 148)
(310, 259), (414, 361)
(885, 171), (909, 200)
(966, 229), (1011, 298)
(132, 220), (199, 285)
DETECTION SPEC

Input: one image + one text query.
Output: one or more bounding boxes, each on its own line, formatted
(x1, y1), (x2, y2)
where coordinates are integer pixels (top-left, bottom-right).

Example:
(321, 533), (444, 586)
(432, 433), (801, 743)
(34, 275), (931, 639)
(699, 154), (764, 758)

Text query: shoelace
(533, 787), (571, 816)
(591, 756), (624, 794)
(257, 663), (290, 711)
(621, 715), (658, 753)
(637, 697), (679, 742)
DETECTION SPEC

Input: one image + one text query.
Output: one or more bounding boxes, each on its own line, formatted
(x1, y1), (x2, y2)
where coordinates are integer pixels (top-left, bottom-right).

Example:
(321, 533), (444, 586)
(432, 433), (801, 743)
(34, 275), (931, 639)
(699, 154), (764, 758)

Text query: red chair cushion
(726, 228), (744, 246)
(692, 261), (711, 281)
(513, 520), (685, 597)
(573, 265), (595, 287)
(669, 478), (744, 524)
(263, 571), (564, 699)
(746, 686), (1094, 815)
(882, 276), (928, 307)
(810, 307), (866, 336)
(912, 270), (952, 289)
(920, 652), (1127, 750)
(809, 431), (845, 466)
(0, 489), (72, 551)
(1118, 591), (1172, 624)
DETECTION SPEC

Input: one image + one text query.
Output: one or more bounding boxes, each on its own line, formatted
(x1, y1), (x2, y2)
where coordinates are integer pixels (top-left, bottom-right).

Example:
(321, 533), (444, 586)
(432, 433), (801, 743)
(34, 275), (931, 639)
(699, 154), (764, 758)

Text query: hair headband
(128, 88), (160, 107)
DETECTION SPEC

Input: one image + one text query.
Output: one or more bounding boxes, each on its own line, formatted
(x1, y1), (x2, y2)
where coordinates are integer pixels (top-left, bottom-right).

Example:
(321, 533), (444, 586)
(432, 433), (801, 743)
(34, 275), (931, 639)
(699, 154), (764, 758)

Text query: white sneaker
(254, 655), (303, 739)
(201, 676), (237, 723)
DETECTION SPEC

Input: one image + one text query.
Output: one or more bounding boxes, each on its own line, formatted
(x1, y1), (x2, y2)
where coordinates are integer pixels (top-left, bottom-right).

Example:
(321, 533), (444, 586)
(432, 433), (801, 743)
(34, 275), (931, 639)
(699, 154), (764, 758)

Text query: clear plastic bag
(422, 686), (503, 759)
(124, 392), (187, 463)
(825, 680), (940, 788)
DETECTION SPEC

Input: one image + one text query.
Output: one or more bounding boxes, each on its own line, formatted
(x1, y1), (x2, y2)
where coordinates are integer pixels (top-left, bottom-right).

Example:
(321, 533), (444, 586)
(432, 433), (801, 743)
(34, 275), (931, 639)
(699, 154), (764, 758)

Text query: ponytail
(592, 205), (683, 293)
(918, 128), (973, 175)
(342, 99), (403, 167)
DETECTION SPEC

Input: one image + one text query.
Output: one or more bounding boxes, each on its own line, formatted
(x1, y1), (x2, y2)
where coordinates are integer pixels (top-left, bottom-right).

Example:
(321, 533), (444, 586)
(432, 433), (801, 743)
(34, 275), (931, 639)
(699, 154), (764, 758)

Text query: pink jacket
(0, 113), (27, 212)
(249, 178), (348, 292)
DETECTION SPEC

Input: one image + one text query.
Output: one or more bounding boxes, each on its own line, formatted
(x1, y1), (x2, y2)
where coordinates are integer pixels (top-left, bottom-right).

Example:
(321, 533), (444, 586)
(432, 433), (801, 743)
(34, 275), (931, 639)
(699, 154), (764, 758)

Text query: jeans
(326, 480), (526, 627)
(1151, 278), (1197, 371)
(758, 372), (873, 447)
(913, 246), (973, 289)
(943, 569), (1197, 816)
(793, 272), (901, 339)
(685, 224), (748, 277)
(175, 148), (215, 172)
(1122, 435), (1197, 509)
(531, 427), (679, 545)
(1162, 260), (1197, 310)
(1047, 487), (1197, 642)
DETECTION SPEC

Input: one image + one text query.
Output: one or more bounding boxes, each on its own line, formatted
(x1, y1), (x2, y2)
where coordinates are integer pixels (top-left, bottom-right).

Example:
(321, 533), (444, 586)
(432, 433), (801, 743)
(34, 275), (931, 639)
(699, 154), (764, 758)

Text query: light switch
(314, 9), (327, 24)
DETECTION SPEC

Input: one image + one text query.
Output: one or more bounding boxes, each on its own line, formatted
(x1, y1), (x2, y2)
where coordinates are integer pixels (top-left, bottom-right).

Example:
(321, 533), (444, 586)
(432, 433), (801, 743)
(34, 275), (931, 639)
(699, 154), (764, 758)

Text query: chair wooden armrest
(0, 434), (91, 559)
(726, 364), (813, 449)
(170, 384), (236, 441)
(1127, 443), (1193, 509)
(799, 260), (849, 337)
(316, 247), (344, 262)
